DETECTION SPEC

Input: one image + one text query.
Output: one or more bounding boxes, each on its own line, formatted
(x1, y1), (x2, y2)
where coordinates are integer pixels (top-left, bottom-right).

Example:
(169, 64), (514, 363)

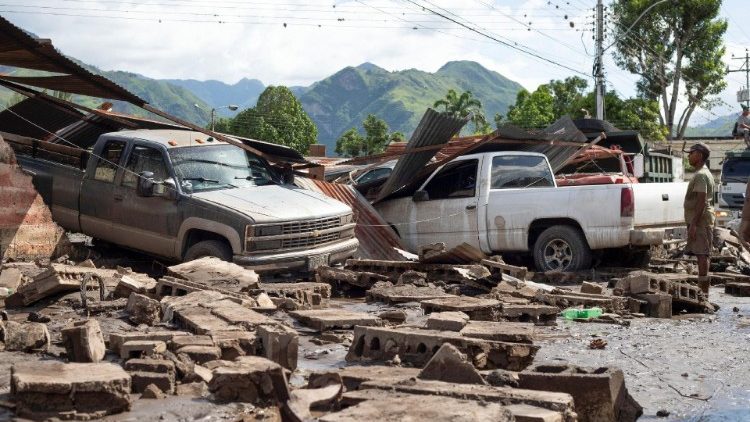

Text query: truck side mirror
(136, 171), (155, 197)
(412, 190), (429, 202)
(162, 178), (178, 200)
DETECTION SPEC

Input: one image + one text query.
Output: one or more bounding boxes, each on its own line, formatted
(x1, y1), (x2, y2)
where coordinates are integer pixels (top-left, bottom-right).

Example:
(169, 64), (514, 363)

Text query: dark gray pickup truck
(17, 129), (358, 271)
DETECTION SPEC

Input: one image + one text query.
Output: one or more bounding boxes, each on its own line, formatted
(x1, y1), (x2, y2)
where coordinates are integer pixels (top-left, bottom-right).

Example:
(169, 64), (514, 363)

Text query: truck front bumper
(233, 237), (359, 272)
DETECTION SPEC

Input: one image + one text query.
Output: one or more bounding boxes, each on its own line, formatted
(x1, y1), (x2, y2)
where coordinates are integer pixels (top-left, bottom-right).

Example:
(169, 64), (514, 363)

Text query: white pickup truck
(374, 151), (687, 271)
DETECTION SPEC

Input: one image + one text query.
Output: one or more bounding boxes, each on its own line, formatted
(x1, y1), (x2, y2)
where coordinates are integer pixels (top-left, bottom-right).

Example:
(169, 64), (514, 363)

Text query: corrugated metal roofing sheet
(0, 97), (82, 139)
(0, 16), (146, 104)
(294, 177), (406, 261)
(419, 242), (487, 265)
(374, 108), (469, 203)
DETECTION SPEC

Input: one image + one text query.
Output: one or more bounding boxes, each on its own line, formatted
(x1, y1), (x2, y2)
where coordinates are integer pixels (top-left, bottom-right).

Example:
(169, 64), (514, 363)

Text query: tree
(335, 114), (400, 157)
(505, 86), (556, 128)
(548, 76), (589, 118)
(433, 89), (486, 132)
(611, 0), (727, 140)
(225, 86), (317, 154)
(575, 92), (667, 141)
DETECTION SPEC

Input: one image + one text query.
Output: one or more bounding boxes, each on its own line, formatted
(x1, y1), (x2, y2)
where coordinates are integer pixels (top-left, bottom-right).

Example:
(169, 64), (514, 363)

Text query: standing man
(737, 105), (750, 148)
(684, 142), (715, 295)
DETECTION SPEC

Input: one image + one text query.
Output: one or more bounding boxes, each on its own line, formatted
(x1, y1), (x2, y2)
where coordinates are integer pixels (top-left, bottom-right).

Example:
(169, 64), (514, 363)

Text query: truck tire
(533, 225), (592, 272)
(184, 240), (232, 262)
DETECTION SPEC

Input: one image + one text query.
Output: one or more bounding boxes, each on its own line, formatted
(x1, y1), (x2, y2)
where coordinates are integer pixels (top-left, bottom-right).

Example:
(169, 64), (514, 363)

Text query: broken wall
(0, 136), (69, 260)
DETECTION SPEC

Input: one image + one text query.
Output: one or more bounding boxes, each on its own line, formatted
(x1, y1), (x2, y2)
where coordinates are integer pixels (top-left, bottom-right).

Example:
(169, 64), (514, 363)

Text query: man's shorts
(685, 224), (712, 256)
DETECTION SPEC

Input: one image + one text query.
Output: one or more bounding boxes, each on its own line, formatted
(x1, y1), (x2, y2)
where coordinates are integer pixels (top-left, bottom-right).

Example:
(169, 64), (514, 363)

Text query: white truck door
(410, 158), (482, 250)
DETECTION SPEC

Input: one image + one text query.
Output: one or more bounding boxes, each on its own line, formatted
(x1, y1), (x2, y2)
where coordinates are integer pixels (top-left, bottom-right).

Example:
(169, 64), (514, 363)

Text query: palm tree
(433, 89), (486, 131)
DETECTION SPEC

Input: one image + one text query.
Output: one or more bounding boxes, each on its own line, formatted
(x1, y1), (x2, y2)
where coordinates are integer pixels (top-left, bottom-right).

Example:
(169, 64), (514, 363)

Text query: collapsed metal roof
(0, 16), (146, 105)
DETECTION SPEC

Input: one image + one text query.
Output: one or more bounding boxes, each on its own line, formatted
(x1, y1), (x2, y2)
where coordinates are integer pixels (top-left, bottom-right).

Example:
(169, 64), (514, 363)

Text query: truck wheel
(533, 225), (592, 272)
(184, 240), (232, 262)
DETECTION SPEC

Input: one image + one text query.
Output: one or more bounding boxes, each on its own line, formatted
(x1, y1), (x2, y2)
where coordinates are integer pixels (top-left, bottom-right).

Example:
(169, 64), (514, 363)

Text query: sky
(3, 0), (749, 126)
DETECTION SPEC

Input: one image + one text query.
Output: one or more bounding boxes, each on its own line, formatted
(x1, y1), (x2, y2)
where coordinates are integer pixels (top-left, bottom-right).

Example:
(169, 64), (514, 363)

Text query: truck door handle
(466, 204), (477, 210)
(114, 194), (123, 201)
(662, 194), (669, 201)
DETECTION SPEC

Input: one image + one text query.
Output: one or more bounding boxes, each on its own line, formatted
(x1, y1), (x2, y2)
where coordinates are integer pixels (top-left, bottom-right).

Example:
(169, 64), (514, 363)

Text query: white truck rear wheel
(533, 225), (592, 272)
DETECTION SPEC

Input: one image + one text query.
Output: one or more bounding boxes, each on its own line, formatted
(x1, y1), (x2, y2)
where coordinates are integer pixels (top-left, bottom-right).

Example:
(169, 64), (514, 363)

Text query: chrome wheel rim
(543, 238), (572, 270)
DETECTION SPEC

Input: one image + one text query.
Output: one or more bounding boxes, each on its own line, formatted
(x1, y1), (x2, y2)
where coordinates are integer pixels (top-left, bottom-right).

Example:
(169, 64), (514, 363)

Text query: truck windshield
(721, 158), (750, 183)
(169, 145), (275, 192)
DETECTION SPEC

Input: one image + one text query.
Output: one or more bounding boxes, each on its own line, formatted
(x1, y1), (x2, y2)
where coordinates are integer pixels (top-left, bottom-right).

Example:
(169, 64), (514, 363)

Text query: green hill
(684, 113), (737, 137)
(299, 61), (523, 151)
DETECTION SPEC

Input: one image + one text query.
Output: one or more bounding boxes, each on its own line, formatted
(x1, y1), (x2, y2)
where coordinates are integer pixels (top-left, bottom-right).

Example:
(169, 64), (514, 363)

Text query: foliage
(611, 0), (727, 140)
(335, 114), (402, 157)
(433, 89), (486, 132)
(226, 86), (318, 154)
(504, 86), (556, 128)
(576, 92), (667, 141)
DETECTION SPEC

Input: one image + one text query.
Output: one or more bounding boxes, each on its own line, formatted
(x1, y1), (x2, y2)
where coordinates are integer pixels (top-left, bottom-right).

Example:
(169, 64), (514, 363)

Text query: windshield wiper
(182, 177), (220, 183)
(234, 175), (273, 185)
(722, 177), (748, 183)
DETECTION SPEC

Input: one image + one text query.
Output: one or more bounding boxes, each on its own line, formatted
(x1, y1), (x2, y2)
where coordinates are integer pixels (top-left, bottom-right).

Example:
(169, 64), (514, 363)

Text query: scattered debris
(589, 338), (608, 350)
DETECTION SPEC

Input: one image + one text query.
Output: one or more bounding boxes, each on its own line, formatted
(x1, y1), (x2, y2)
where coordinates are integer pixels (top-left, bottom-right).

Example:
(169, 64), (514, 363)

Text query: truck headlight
(340, 213), (354, 225)
(715, 210), (730, 218)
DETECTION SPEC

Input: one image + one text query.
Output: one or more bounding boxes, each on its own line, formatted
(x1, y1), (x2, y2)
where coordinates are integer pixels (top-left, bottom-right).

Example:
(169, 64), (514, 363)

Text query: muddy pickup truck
(17, 129), (358, 272)
(375, 151), (687, 272)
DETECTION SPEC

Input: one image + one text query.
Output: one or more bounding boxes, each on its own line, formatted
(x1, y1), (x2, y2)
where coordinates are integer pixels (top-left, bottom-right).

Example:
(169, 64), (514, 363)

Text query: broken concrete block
(257, 324), (298, 371)
(378, 309), (407, 324)
(426, 311), (470, 331)
(504, 404), (567, 422)
(2, 320), (49, 352)
(580, 281), (603, 295)
(211, 330), (257, 360)
(316, 265), (387, 290)
(366, 281), (454, 304)
(124, 358), (176, 394)
(337, 365), (420, 391)
(112, 274), (157, 299)
(329, 391), (514, 421)
(126, 293), (161, 326)
(398, 270), (428, 286)
(168, 256), (260, 291)
(518, 364), (643, 422)
(501, 304), (559, 325)
(170, 334), (214, 351)
(176, 381), (209, 397)
(177, 345), (222, 364)
(141, 383), (166, 399)
(12, 264), (117, 306)
(61, 319), (106, 362)
(634, 293), (672, 318)
(109, 331), (190, 354)
(284, 381), (343, 422)
(352, 379), (575, 420)
(460, 321), (535, 344)
(347, 325), (538, 371)
(120, 340), (167, 359)
(208, 356), (290, 404)
(0, 267), (22, 290)
(290, 309), (381, 331)
(418, 343), (486, 385)
(421, 296), (502, 321)
(12, 361), (131, 419)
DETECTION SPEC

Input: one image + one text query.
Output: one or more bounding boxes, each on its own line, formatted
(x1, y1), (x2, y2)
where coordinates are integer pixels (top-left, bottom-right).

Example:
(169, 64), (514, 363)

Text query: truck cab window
(423, 159), (478, 199)
(93, 141), (126, 183)
(122, 146), (169, 188)
(491, 155), (554, 189)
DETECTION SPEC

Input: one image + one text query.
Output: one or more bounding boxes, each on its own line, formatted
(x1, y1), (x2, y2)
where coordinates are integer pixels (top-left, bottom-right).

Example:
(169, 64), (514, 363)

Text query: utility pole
(594, 0), (605, 120)
(728, 49), (750, 108)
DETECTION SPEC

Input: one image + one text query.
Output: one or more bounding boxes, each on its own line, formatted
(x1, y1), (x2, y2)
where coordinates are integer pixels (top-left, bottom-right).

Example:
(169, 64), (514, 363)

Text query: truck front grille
(722, 193), (745, 208)
(281, 216), (340, 234)
(281, 232), (341, 249)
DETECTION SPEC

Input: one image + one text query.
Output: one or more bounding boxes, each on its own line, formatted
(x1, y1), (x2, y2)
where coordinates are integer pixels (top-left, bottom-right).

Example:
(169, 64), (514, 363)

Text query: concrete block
(501, 304), (558, 325)
(366, 281), (454, 304)
(177, 345), (222, 364)
(426, 311), (470, 331)
(421, 296), (502, 321)
(518, 364), (643, 422)
(120, 340), (167, 359)
(129, 371), (175, 394)
(347, 325), (538, 371)
(112, 274), (156, 299)
(2, 320), (49, 352)
(634, 293), (672, 318)
(61, 319), (106, 362)
(11, 361), (131, 420)
(167, 257), (259, 291)
(0, 267), (22, 290)
(580, 281), (603, 295)
(418, 343), (486, 385)
(336, 365), (420, 391)
(290, 309), (382, 331)
(109, 331), (189, 353)
(208, 356), (290, 404)
(211, 330), (257, 360)
(725, 282), (750, 297)
(126, 293), (161, 325)
(257, 324), (298, 371)
(169, 334), (214, 351)
(460, 321), (535, 344)
(323, 391), (513, 421)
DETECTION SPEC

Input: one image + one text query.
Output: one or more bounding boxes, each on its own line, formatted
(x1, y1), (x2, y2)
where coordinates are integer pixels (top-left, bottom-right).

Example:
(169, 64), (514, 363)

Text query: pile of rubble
(4, 239), (746, 420)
